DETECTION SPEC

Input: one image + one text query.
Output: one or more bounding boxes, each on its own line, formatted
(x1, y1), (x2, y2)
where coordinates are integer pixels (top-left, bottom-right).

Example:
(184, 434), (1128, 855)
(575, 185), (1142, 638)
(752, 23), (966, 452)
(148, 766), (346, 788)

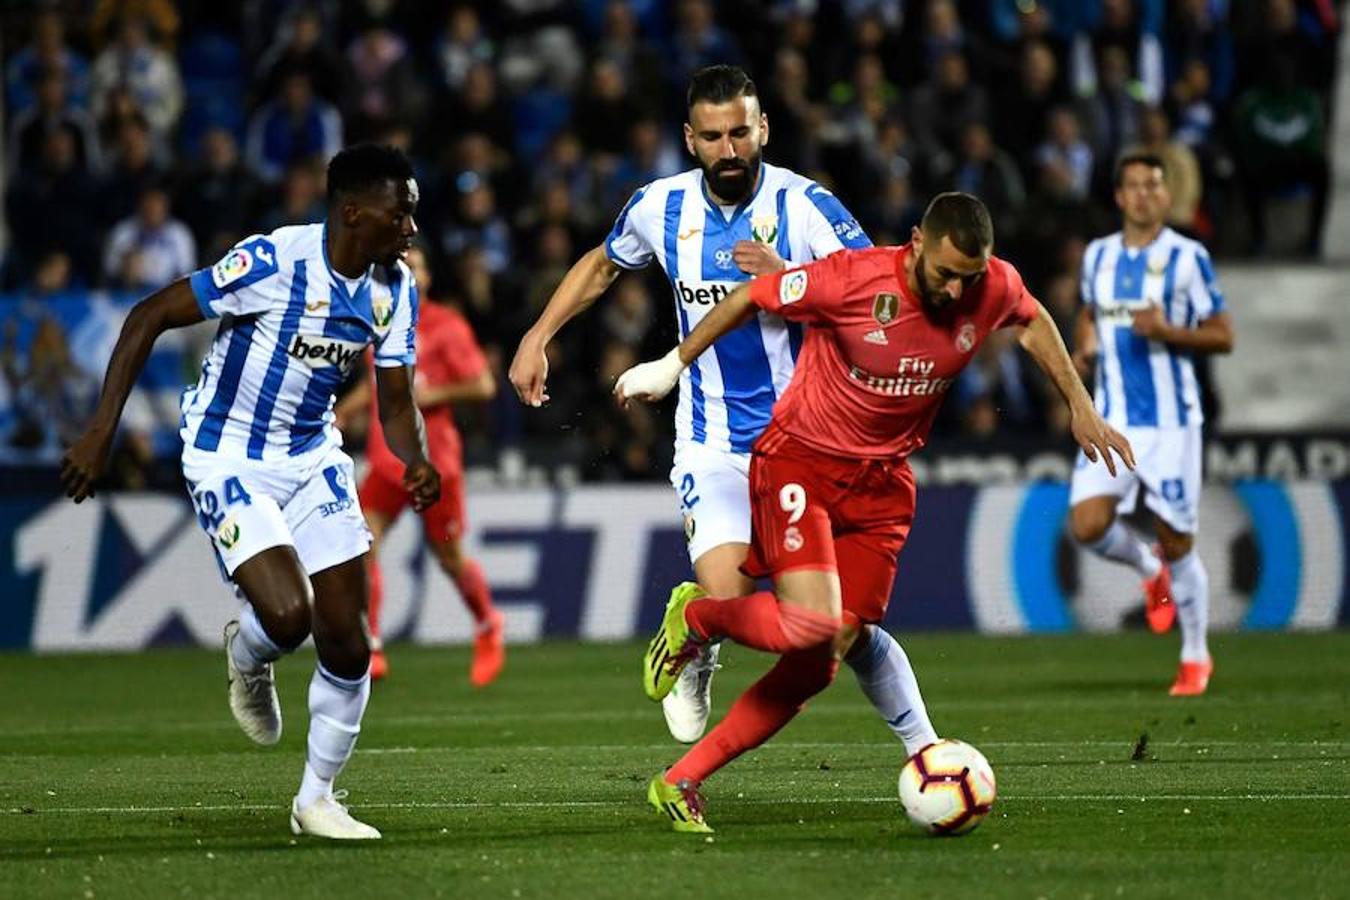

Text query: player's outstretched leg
(292, 556), (380, 840)
(1071, 496), (1173, 632)
(845, 625), (939, 755)
(649, 644), (840, 832)
(225, 547), (315, 745)
(644, 580), (841, 702)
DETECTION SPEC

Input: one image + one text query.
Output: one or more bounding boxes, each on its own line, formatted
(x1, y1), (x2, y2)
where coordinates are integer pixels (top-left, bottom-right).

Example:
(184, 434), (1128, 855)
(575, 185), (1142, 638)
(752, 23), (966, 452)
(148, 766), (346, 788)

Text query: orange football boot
(369, 647), (389, 681)
(1169, 659), (1213, 696)
(470, 610), (505, 688)
(1143, 554), (1176, 634)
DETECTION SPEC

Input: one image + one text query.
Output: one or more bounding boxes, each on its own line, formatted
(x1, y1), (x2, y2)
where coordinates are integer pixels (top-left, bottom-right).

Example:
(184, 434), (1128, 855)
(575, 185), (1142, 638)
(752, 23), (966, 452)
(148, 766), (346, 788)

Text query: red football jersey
(365, 300), (488, 477)
(747, 244), (1039, 459)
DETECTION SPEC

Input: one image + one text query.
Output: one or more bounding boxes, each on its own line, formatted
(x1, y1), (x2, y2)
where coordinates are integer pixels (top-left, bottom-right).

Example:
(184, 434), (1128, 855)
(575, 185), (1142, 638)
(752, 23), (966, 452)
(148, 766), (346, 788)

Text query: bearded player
(616, 192), (1135, 832)
(338, 244), (503, 686)
(510, 65), (941, 758)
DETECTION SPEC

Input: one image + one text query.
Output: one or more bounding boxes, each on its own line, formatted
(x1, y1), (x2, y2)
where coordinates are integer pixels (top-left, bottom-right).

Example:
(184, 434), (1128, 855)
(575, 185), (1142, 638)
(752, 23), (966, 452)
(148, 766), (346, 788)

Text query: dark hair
(1114, 152), (1166, 186)
(327, 143), (414, 202)
(920, 192), (993, 256)
(686, 64), (757, 110)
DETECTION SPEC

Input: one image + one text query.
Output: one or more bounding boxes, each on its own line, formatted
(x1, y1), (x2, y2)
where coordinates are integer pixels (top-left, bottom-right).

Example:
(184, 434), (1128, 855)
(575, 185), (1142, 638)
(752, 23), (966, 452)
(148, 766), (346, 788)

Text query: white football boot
(661, 641), (721, 743)
(223, 620), (282, 745)
(290, 791), (382, 840)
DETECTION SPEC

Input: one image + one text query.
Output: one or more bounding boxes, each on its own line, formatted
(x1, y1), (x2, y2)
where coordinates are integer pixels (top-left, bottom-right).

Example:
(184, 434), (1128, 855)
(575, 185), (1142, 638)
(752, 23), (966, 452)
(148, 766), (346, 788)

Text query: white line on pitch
(7, 794), (1350, 816)
(2, 739), (1345, 759)
(354, 739), (1350, 755)
(9, 694), (1346, 737)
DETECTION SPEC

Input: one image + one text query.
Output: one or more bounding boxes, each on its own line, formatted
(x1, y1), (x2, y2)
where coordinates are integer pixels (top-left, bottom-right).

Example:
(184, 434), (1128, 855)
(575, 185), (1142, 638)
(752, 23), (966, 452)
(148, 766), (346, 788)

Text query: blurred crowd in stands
(0, 0), (1341, 483)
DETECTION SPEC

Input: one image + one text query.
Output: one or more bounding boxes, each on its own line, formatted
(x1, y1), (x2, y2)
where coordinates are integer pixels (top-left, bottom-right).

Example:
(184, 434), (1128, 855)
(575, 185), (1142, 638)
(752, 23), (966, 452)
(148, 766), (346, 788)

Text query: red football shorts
(742, 424), (916, 624)
(358, 461), (466, 542)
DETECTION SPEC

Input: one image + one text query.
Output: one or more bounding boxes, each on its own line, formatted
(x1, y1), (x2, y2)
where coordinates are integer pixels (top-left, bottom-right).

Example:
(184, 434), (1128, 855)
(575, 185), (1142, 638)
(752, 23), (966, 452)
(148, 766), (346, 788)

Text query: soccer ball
(898, 739), (997, 835)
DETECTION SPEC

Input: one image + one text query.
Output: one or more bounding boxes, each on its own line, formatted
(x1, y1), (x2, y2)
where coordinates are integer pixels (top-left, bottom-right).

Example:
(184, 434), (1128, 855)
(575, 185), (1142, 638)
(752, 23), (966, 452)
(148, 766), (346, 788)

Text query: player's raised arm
(1018, 301), (1136, 476)
(59, 277), (204, 502)
(616, 253), (843, 405)
(374, 364), (439, 512)
(613, 282), (755, 406)
(509, 245), (624, 407)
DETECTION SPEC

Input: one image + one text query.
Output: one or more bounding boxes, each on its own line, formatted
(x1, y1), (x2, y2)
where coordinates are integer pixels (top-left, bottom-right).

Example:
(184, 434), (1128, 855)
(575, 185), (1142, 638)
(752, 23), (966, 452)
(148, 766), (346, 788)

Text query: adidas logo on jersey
(863, 329), (889, 345)
(287, 333), (364, 371)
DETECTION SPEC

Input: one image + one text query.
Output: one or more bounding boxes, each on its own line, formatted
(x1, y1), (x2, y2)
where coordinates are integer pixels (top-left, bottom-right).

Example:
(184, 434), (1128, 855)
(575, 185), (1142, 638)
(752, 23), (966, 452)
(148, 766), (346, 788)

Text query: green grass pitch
(2, 632), (1348, 899)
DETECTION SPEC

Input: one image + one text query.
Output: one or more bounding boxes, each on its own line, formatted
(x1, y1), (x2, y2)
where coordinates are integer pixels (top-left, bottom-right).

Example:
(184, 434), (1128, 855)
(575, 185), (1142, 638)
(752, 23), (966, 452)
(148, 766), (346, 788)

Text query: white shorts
(669, 440), (752, 565)
(1069, 425), (1202, 534)
(182, 442), (372, 578)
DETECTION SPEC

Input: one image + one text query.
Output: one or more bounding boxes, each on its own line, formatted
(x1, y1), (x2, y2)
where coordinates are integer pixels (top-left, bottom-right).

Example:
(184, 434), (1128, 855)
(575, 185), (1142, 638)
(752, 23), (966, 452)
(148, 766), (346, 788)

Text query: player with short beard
(617, 192), (1135, 832)
(512, 66), (941, 759)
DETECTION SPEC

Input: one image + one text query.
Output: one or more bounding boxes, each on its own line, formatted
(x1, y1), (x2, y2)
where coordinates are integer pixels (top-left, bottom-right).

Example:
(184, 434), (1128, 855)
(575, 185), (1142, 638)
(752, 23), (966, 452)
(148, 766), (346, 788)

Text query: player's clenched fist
(614, 348), (684, 406)
(402, 458), (441, 512)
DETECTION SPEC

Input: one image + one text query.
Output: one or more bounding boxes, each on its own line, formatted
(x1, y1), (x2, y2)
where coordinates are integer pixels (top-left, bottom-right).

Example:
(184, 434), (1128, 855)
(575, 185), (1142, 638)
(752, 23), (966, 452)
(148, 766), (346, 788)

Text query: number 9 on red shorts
(741, 425), (916, 624)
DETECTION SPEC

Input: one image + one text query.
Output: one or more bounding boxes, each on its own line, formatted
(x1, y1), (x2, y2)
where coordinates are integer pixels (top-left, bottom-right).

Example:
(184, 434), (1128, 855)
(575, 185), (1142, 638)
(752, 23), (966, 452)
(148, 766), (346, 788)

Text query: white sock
(847, 626), (939, 756)
(1086, 520), (1161, 578)
(297, 664), (371, 809)
(1170, 551), (1210, 663)
(232, 604), (283, 673)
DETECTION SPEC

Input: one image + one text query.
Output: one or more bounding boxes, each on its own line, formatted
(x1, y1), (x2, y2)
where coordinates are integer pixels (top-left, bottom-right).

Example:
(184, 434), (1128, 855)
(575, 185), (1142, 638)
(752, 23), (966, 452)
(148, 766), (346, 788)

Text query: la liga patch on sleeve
(211, 247), (254, 288)
(780, 268), (808, 305)
(209, 237), (277, 290)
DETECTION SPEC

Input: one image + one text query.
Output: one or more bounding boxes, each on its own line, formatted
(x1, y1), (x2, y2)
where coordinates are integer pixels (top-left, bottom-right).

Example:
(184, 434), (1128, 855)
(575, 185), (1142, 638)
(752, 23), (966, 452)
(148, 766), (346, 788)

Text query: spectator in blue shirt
(244, 67), (343, 184)
(5, 9), (90, 115)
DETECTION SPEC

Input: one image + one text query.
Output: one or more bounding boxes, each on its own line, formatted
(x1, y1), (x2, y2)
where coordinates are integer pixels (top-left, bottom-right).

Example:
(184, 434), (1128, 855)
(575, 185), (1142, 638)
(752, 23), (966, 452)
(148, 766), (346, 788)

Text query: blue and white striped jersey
(1081, 227), (1224, 430)
(181, 223), (417, 460)
(605, 162), (872, 452)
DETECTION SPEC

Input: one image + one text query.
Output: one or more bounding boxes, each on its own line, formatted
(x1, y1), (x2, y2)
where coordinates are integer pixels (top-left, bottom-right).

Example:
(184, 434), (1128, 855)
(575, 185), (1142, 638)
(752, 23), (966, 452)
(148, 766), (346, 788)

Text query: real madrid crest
(872, 292), (899, 325)
(750, 213), (779, 245)
(956, 321), (976, 353)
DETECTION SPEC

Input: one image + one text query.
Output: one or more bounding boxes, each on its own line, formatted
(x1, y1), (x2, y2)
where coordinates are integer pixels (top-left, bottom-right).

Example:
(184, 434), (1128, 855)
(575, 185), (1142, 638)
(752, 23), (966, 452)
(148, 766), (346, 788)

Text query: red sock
(452, 558), (496, 626)
(685, 591), (839, 653)
(366, 556), (384, 642)
(667, 646), (839, 785)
